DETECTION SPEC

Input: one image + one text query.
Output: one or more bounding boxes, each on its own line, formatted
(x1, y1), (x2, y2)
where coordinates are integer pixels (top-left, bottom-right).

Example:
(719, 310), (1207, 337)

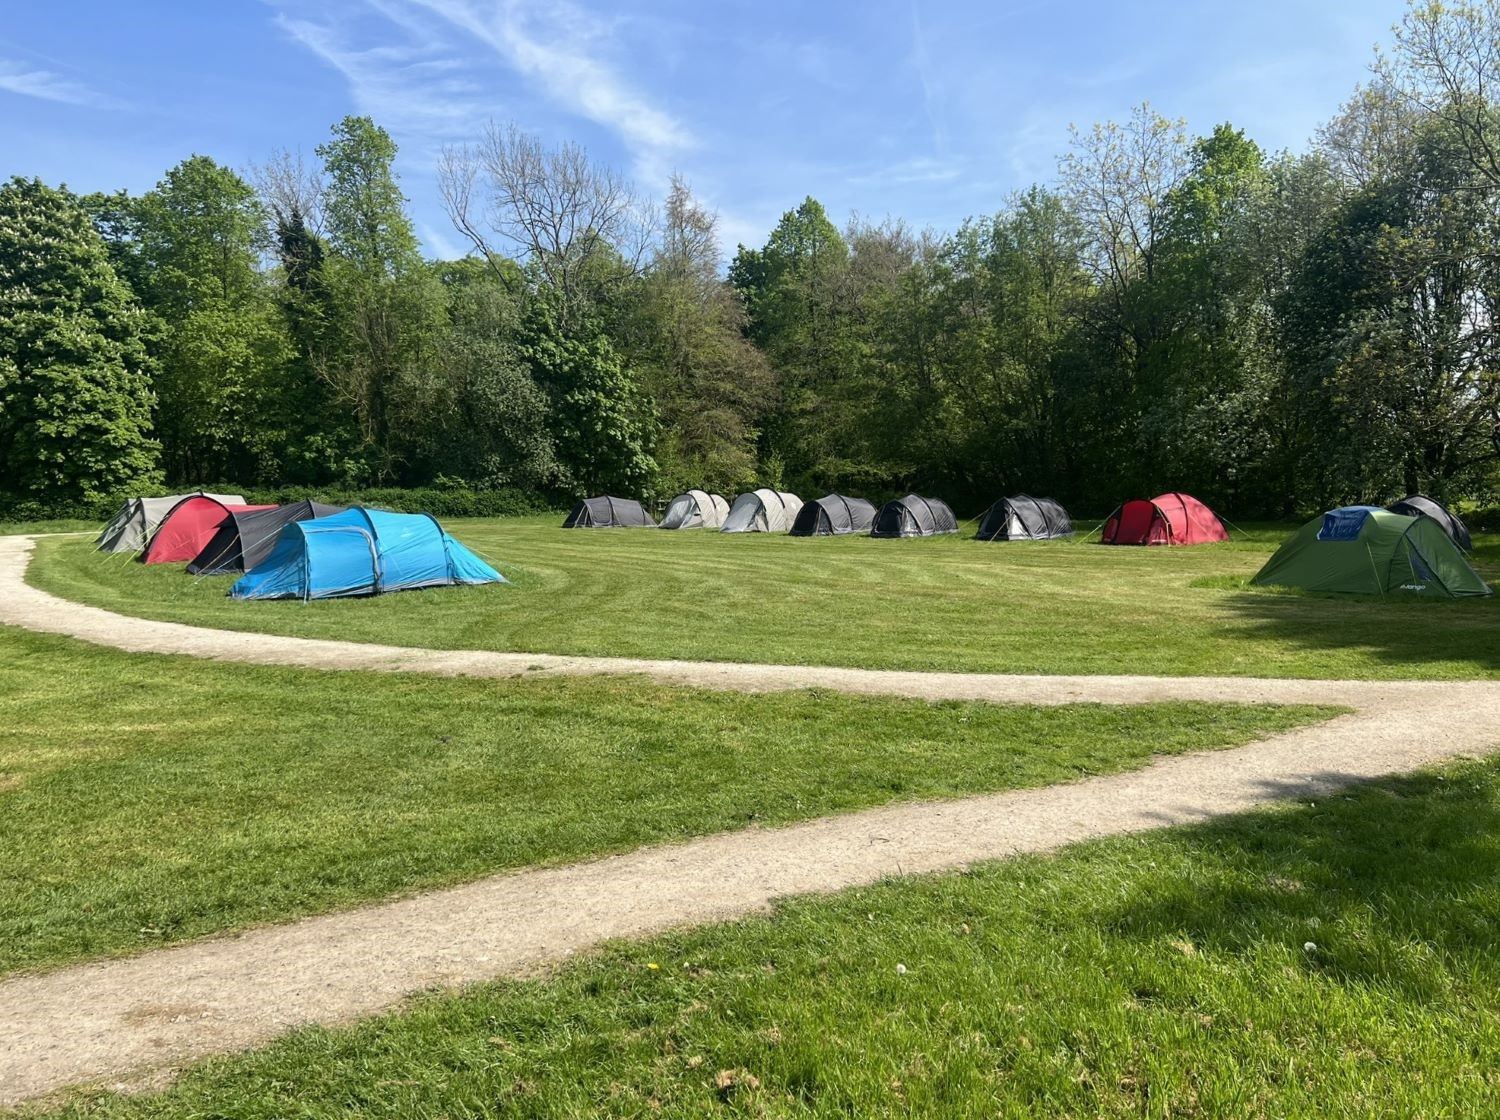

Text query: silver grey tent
(870, 494), (958, 538)
(562, 496), (656, 528)
(790, 493), (877, 536)
(976, 494), (1073, 540)
(721, 489), (803, 533)
(96, 492), (245, 553)
(659, 490), (730, 529)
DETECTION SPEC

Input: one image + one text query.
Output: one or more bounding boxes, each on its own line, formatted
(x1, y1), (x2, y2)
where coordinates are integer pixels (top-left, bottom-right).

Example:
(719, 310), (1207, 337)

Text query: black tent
(562, 496), (656, 528)
(187, 501), (346, 575)
(1387, 494), (1472, 552)
(870, 494), (958, 538)
(976, 494), (1073, 541)
(790, 493), (877, 536)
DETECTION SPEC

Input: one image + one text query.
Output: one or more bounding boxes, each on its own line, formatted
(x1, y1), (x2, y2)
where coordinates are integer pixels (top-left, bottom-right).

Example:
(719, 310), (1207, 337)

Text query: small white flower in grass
(1303, 942), (1317, 953)
(896, 963), (908, 975)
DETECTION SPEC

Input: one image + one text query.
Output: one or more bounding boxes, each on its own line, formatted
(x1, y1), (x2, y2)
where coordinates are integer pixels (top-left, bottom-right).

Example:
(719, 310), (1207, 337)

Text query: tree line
(2, 1), (1498, 518)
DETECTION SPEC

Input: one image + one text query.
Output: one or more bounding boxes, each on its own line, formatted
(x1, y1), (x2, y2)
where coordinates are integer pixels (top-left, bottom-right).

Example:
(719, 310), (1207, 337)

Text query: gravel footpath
(2, 533), (1496, 1106)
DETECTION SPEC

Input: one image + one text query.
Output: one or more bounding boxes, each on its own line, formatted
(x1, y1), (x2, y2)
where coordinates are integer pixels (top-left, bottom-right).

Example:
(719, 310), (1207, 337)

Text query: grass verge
(0, 626), (1334, 977)
(27, 519), (1500, 679)
(30, 757), (1500, 1118)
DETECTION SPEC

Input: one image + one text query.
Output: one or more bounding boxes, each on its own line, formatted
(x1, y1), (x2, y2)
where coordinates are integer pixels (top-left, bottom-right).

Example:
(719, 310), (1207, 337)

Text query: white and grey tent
(96, 492), (245, 553)
(790, 493), (877, 536)
(562, 496), (656, 528)
(659, 490), (730, 529)
(870, 494), (958, 538)
(721, 489), (803, 533)
(1388, 494), (1473, 552)
(976, 494), (1073, 541)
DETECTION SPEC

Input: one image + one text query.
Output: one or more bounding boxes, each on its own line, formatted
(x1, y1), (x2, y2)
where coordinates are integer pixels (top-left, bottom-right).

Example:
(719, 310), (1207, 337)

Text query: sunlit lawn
(28, 516), (1500, 679)
(38, 755), (1500, 1118)
(0, 626), (1332, 976)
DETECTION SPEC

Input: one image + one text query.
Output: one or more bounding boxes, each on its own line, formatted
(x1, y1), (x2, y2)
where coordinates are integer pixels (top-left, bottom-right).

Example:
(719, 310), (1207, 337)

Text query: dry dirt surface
(2, 533), (1498, 1106)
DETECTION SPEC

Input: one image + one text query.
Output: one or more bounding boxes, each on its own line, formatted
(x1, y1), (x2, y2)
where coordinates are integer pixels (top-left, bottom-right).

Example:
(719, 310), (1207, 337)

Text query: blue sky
(2, 0), (1407, 259)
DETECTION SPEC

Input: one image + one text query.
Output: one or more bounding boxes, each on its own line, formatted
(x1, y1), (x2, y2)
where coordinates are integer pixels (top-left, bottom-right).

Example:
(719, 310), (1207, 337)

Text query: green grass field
(35, 755), (1500, 1119)
(27, 517), (1500, 679)
(0, 626), (1331, 976)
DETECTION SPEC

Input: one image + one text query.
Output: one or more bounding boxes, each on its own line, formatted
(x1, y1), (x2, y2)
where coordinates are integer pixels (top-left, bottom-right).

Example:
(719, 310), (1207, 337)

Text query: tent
(976, 495), (1073, 541)
(1388, 494), (1473, 553)
(870, 494), (958, 538)
(141, 496), (274, 564)
(659, 490), (730, 530)
(231, 507), (504, 601)
(562, 496), (656, 528)
(186, 501), (345, 575)
(1253, 506), (1490, 598)
(96, 492), (244, 553)
(790, 493), (877, 536)
(721, 489), (803, 533)
(1101, 492), (1227, 546)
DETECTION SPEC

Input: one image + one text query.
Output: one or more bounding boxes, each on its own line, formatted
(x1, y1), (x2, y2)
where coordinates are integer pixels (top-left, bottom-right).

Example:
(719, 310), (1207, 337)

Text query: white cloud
(0, 59), (118, 108)
(406, 0), (692, 184)
(274, 12), (488, 150)
(418, 220), (464, 260)
(849, 156), (963, 188)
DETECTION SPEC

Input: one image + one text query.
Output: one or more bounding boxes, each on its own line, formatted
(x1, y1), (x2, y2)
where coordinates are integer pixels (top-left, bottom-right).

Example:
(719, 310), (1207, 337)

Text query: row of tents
(96, 487), (1489, 602)
(565, 489), (1211, 542)
(568, 490), (977, 538)
(96, 492), (503, 601)
(563, 487), (1490, 599)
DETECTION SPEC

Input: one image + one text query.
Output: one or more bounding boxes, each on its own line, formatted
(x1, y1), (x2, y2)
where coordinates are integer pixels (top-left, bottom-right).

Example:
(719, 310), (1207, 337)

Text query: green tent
(1253, 506), (1491, 599)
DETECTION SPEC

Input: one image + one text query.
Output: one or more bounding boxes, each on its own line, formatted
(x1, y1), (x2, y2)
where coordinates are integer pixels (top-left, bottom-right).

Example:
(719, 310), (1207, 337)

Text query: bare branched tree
(1316, 79), (1421, 188)
(440, 122), (654, 309)
(1380, 0), (1500, 186)
(1058, 103), (1189, 299)
(253, 148), (324, 233)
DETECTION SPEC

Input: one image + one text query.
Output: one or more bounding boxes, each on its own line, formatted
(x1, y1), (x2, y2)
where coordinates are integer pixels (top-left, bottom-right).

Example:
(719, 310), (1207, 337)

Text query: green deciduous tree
(621, 176), (774, 495)
(132, 155), (291, 482)
(522, 293), (657, 497)
(316, 116), (447, 478)
(0, 177), (160, 504)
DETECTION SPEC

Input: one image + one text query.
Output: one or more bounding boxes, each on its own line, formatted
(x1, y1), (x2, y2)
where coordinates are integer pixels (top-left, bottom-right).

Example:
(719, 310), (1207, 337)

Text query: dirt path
(3, 533), (1499, 1106)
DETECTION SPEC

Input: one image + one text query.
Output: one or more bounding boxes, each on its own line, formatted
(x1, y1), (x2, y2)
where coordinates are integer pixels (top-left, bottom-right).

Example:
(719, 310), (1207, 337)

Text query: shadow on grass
(1103, 762), (1500, 999)
(1216, 586), (1500, 674)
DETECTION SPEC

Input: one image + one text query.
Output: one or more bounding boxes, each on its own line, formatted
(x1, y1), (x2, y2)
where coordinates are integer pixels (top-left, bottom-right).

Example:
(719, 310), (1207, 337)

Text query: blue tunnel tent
(230, 507), (504, 601)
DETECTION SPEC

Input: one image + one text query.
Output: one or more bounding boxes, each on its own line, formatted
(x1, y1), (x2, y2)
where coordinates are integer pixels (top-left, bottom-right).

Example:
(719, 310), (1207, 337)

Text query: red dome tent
(1101, 492), (1228, 546)
(141, 496), (274, 564)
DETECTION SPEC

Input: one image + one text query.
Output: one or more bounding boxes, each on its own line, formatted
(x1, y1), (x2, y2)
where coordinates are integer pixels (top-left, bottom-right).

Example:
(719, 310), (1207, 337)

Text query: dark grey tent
(1388, 495), (1472, 552)
(187, 501), (345, 575)
(976, 494), (1073, 541)
(870, 494), (958, 538)
(562, 496), (656, 528)
(790, 493), (877, 536)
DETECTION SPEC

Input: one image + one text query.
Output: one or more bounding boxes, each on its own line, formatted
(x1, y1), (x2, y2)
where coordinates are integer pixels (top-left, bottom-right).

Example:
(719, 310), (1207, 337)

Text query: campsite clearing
(30, 517), (1500, 679)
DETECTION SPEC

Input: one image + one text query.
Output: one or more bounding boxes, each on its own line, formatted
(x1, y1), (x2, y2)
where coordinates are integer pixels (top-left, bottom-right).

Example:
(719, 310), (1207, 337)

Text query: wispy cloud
(407, 0), (692, 183)
(849, 156), (963, 188)
(0, 58), (119, 108)
(274, 11), (487, 152)
(909, 4), (945, 154)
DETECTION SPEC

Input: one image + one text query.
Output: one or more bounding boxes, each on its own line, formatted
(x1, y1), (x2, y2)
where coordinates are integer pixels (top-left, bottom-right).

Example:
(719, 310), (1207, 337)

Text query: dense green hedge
(238, 486), (556, 519)
(0, 485), (558, 524)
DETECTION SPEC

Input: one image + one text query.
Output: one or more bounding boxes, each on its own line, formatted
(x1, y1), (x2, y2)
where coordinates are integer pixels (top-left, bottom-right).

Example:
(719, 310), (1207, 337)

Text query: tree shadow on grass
(1215, 586), (1500, 674)
(1100, 762), (1500, 1000)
